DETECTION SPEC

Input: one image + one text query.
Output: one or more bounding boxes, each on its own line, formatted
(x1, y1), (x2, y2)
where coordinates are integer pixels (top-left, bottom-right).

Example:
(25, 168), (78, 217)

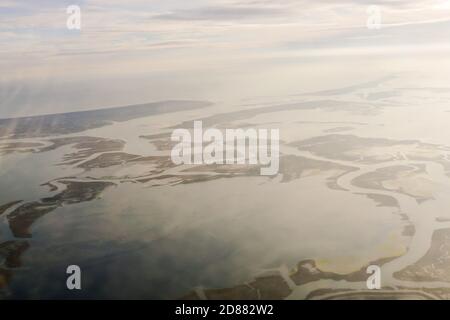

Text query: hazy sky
(1, 0), (450, 117)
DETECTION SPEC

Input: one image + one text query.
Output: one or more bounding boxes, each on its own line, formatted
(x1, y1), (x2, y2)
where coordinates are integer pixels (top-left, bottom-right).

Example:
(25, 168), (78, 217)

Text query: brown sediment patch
(151, 139), (175, 151)
(290, 257), (397, 286)
(290, 134), (448, 164)
(181, 256), (399, 301)
(39, 136), (125, 165)
(0, 142), (43, 148)
(354, 165), (412, 190)
(208, 275), (291, 300)
(40, 182), (59, 192)
(42, 181), (115, 204)
(135, 161), (258, 185)
(182, 163), (261, 175)
(7, 204), (58, 238)
(326, 170), (358, 191)
(290, 135), (412, 163)
(0, 268), (12, 290)
(362, 193), (399, 208)
(0, 201), (22, 216)
(278, 155), (356, 184)
(139, 133), (176, 151)
(394, 228), (450, 282)
(0, 240), (29, 268)
(138, 173), (245, 185)
(137, 155), (357, 187)
(156, 155), (356, 186)
(77, 152), (141, 169)
(7, 181), (114, 238)
(311, 289), (432, 300)
(306, 288), (353, 300)
(0, 142), (44, 155)
(129, 155), (175, 170)
(140, 132), (172, 140)
(414, 287), (450, 300)
(138, 161), (265, 185)
(0, 240), (28, 293)
(182, 275), (292, 300)
(402, 224), (416, 237)
(353, 165), (433, 202)
(74, 154), (176, 178)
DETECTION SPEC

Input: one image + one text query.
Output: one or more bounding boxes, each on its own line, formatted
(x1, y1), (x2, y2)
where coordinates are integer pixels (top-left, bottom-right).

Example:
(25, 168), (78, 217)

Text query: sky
(1, 0), (450, 117)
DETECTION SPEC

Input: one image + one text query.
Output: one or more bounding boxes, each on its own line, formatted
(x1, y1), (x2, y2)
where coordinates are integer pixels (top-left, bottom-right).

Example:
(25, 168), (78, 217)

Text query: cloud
(154, 5), (287, 21)
(2, 0), (450, 82)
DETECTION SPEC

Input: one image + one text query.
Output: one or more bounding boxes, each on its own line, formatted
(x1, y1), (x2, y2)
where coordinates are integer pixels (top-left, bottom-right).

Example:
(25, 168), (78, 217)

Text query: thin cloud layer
(1, 0), (450, 116)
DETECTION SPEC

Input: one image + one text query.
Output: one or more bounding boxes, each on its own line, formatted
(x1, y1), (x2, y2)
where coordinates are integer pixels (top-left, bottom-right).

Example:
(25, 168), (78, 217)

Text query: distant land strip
(0, 100), (212, 139)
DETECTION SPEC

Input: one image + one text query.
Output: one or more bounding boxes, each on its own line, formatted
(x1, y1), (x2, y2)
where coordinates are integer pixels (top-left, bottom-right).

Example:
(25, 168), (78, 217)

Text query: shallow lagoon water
(2, 73), (450, 299)
(5, 173), (403, 299)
